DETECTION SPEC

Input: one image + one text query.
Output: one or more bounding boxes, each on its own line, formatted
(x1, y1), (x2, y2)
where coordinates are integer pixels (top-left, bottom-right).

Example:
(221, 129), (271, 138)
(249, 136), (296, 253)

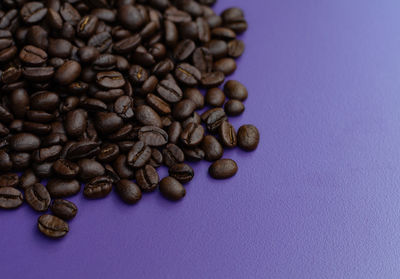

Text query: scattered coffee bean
(0, 187), (24, 209)
(237, 125), (260, 151)
(37, 214), (69, 238)
(209, 159), (238, 179)
(224, 80), (248, 100)
(51, 199), (78, 221)
(159, 176), (186, 201)
(206, 88), (226, 107)
(169, 163), (194, 184)
(25, 183), (51, 212)
(116, 179), (142, 204)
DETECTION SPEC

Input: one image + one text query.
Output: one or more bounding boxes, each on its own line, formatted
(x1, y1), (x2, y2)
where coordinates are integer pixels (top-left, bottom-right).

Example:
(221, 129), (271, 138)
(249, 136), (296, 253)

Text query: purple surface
(3, 0), (400, 278)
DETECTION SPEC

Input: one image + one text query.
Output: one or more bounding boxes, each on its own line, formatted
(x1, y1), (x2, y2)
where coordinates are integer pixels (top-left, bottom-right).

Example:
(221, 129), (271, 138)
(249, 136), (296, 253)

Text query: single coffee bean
(146, 94), (171, 115)
(180, 122), (204, 147)
(77, 15), (99, 38)
(138, 126), (168, 147)
(162, 143), (184, 167)
(32, 145), (62, 163)
(127, 141), (151, 168)
(54, 60), (82, 85)
(30, 91), (60, 112)
(19, 45), (47, 66)
(197, 17), (211, 43)
(97, 143), (120, 163)
(0, 150), (12, 172)
(118, 4), (145, 31)
(78, 159), (105, 182)
(113, 154), (135, 179)
(173, 99), (197, 120)
(0, 187), (24, 209)
(209, 159), (238, 179)
(22, 66), (54, 82)
(25, 183), (51, 212)
(219, 121), (237, 148)
(53, 159), (80, 179)
(129, 64), (149, 85)
(66, 140), (100, 161)
(37, 214), (69, 238)
(165, 20), (178, 47)
(32, 161), (54, 178)
(116, 179), (142, 204)
(183, 88), (204, 109)
(174, 39), (196, 61)
(224, 99), (245, 116)
(47, 179), (80, 198)
(94, 112), (124, 134)
(114, 96), (134, 119)
(10, 133), (40, 152)
(192, 47), (213, 73)
(0, 173), (19, 188)
(51, 199), (78, 220)
(174, 63), (201, 86)
(202, 135), (224, 161)
(153, 58), (175, 77)
(213, 58), (236, 76)
(149, 148), (163, 168)
(237, 125), (260, 151)
(168, 163), (194, 183)
(201, 107), (227, 132)
(201, 71), (225, 88)
(83, 176), (113, 199)
(207, 40), (228, 59)
(96, 71), (125, 89)
(19, 169), (40, 191)
(156, 79), (183, 103)
(113, 34), (141, 54)
(205, 88), (225, 107)
(48, 39), (73, 58)
(211, 27), (236, 40)
(223, 80), (248, 101)
(136, 164), (159, 192)
(88, 31), (113, 53)
(227, 39), (245, 58)
(168, 121), (182, 144)
(159, 176), (185, 201)
(135, 105), (163, 128)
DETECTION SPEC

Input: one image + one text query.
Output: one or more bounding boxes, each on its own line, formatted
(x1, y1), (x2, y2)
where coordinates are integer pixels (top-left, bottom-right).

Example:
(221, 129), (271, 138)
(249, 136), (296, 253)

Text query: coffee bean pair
(0, 0), (259, 239)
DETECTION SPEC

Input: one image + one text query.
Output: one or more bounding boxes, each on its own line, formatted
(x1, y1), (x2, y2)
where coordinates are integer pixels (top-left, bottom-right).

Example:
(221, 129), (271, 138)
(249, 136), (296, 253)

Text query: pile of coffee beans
(0, 0), (260, 238)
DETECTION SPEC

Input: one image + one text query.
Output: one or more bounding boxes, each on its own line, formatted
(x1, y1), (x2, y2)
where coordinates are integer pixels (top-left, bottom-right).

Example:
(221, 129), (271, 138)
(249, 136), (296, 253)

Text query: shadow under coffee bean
(0, 0), (259, 239)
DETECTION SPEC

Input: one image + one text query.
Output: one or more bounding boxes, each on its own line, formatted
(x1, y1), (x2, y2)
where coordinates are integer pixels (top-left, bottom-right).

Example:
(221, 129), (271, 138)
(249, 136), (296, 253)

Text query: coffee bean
(175, 63), (201, 86)
(25, 183), (51, 212)
(224, 99), (245, 116)
(201, 71), (225, 88)
(174, 39), (196, 61)
(48, 39), (73, 58)
(94, 112), (124, 134)
(12, 152), (34, 169)
(19, 169), (40, 191)
(168, 121), (182, 144)
(183, 88), (204, 109)
(83, 176), (113, 199)
(162, 143), (184, 167)
(207, 40), (228, 59)
(23, 66), (54, 82)
(205, 88), (225, 107)
(118, 4), (145, 31)
(149, 148), (163, 168)
(10, 133), (40, 152)
(88, 31), (113, 53)
(192, 47), (213, 73)
(113, 154), (135, 179)
(113, 34), (142, 53)
(32, 145), (62, 163)
(146, 93), (171, 115)
(32, 161), (54, 178)
(96, 71), (125, 89)
(211, 27), (236, 40)
(135, 105), (163, 128)
(47, 178), (80, 198)
(78, 159), (105, 182)
(51, 199), (78, 220)
(227, 39), (245, 58)
(0, 150), (12, 172)
(237, 125), (260, 151)
(77, 15), (98, 38)
(114, 96), (134, 119)
(19, 45), (47, 66)
(180, 122), (204, 147)
(0, 187), (24, 209)
(168, 163), (194, 183)
(53, 159), (80, 179)
(37, 214), (69, 238)
(127, 141), (151, 168)
(97, 144), (120, 163)
(30, 91), (60, 112)
(209, 159), (238, 179)
(116, 179), (142, 204)
(219, 121), (237, 148)
(0, 173), (19, 188)
(156, 79), (183, 103)
(223, 80), (248, 101)
(201, 107), (227, 132)
(138, 126), (168, 147)
(213, 58), (236, 76)
(136, 164), (159, 192)
(173, 99), (197, 120)
(159, 176), (185, 201)
(197, 17), (211, 43)
(202, 135), (223, 161)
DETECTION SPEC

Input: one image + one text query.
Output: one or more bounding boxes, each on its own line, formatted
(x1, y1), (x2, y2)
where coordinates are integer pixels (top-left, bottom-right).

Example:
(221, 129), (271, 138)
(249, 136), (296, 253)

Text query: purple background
(2, 0), (400, 278)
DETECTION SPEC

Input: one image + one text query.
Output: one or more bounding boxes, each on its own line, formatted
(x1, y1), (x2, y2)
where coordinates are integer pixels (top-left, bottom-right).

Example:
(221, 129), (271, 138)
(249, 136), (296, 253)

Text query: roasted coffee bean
(205, 88), (225, 107)
(227, 39), (245, 58)
(19, 169), (40, 191)
(237, 125), (260, 151)
(159, 176), (185, 201)
(211, 27), (236, 40)
(221, 7), (248, 34)
(207, 40), (228, 59)
(88, 31), (113, 53)
(135, 105), (162, 128)
(201, 71), (225, 88)
(192, 47), (213, 73)
(19, 45), (47, 66)
(149, 148), (163, 168)
(10, 133), (40, 152)
(180, 122), (204, 147)
(54, 61), (82, 85)
(162, 143), (184, 167)
(30, 91), (60, 112)
(0, 187), (24, 209)
(83, 176), (113, 199)
(32, 161), (54, 178)
(113, 154), (135, 179)
(206, 14), (222, 29)
(213, 58), (236, 76)
(118, 4), (145, 31)
(168, 163), (194, 183)
(78, 159), (105, 182)
(23, 121), (52, 135)
(66, 140), (100, 160)
(32, 145), (62, 163)
(201, 107), (227, 132)
(78, 46), (100, 63)
(2, 65), (22, 84)
(26, 110), (55, 123)
(51, 199), (78, 220)
(25, 183), (51, 212)
(47, 179), (80, 198)
(92, 54), (117, 70)
(114, 34), (141, 54)
(53, 159), (80, 179)
(94, 89), (124, 102)
(209, 158), (238, 179)
(175, 63), (201, 86)
(127, 141), (151, 168)
(135, 164), (159, 192)
(23, 66), (54, 82)
(116, 179), (142, 204)
(224, 99), (245, 116)
(156, 79), (183, 103)
(94, 112), (124, 134)
(97, 144), (119, 163)
(0, 104), (13, 123)
(0, 150), (12, 172)
(0, 173), (19, 188)
(146, 93), (171, 115)
(223, 80), (248, 101)
(168, 121), (182, 144)
(172, 99), (197, 120)
(48, 39), (73, 59)
(138, 126), (168, 147)
(152, 59), (175, 77)
(173, 39), (196, 61)
(219, 121), (237, 148)
(77, 15), (98, 38)
(202, 135), (223, 161)
(80, 98), (107, 112)
(114, 96), (134, 119)
(37, 214), (69, 238)
(96, 71), (125, 89)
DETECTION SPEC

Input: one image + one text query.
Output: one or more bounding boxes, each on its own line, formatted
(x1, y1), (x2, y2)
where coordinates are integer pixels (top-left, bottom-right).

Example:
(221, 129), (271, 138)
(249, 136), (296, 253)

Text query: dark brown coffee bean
(92, 54), (117, 70)
(94, 112), (124, 134)
(116, 179), (142, 204)
(19, 169), (40, 191)
(223, 80), (248, 101)
(175, 63), (201, 86)
(152, 59), (175, 77)
(0, 187), (24, 209)
(80, 98), (107, 112)
(94, 89), (124, 102)
(32, 161), (54, 178)
(118, 4), (145, 31)
(146, 94), (171, 115)
(23, 121), (52, 135)
(88, 31), (113, 53)
(64, 109), (87, 138)
(213, 58), (236, 76)
(51, 199), (77, 220)
(164, 7), (191, 23)
(138, 126), (168, 147)
(205, 87), (225, 107)
(20, 2), (47, 24)
(10, 133), (40, 152)
(26, 25), (48, 50)
(48, 39), (73, 58)
(224, 99), (245, 116)
(97, 143), (119, 163)
(162, 143), (184, 167)
(180, 122), (204, 147)
(2, 65), (22, 84)
(201, 107), (227, 132)
(237, 125), (260, 151)
(78, 46), (100, 63)
(192, 47), (213, 73)
(113, 96), (134, 119)
(227, 39), (245, 58)
(54, 60), (81, 85)
(168, 163), (194, 183)
(156, 79), (183, 103)
(32, 145), (62, 163)
(159, 176), (185, 201)
(113, 34), (141, 53)
(25, 183), (51, 212)
(206, 14), (222, 29)
(0, 46), (17, 64)
(209, 159), (238, 179)
(30, 91), (60, 112)
(19, 45), (47, 66)
(127, 141), (151, 168)
(149, 148), (163, 168)
(0, 104), (13, 124)
(78, 159), (105, 182)
(96, 71), (125, 89)
(219, 121), (237, 148)
(37, 214), (69, 238)
(22, 66), (54, 82)
(53, 159), (80, 179)
(113, 154), (134, 179)
(168, 121), (182, 144)
(135, 105), (163, 128)
(83, 176), (113, 199)
(211, 27), (236, 40)
(47, 178), (80, 198)
(0, 150), (12, 172)
(0, 173), (19, 188)
(135, 164), (159, 192)
(183, 88), (204, 109)
(221, 8), (247, 34)
(196, 17), (211, 43)
(202, 135), (223, 161)
(173, 99), (197, 120)
(66, 140), (100, 161)
(26, 110), (55, 123)
(77, 15), (98, 38)
(201, 71), (225, 88)
(173, 39), (195, 61)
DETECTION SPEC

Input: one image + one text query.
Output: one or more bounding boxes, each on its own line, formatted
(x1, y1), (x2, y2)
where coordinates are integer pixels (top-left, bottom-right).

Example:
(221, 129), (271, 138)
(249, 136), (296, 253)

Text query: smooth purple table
(3, 0), (400, 278)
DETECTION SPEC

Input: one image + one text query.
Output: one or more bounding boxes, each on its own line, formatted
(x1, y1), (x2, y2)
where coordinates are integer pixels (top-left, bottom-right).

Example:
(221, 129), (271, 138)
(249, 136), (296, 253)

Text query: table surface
(3, 0), (400, 278)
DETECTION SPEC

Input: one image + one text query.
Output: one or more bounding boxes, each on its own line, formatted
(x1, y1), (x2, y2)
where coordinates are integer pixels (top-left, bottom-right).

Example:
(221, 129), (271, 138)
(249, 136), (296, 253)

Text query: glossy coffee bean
(116, 179), (142, 204)
(175, 63), (201, 86)
(113, 155), (135, 179)
(138, 126), (168, 147)
(78, 159), (105, 182)
(25, 183), (51, 212)
(159, 176), (185, 201)
(37, 214), (69, 238)
(205, 88), (225, 107)
(213, 58), (236, 76)
(224, 99), (245, 116)
(168, 163), (194, 183)
(201, 71), (225, 88)
(0, 187), (24, 209)
(51, 199), (78, 220)
(0, 173), (19, 188)
(19, 45), (47, 66)
(127, 141), (151, 168)
(136, 164), (159, 192)
(202, 135), (224, 161)
(219, 121), (237, 148)
(173, 99), (197, 120)
(180, 122), (204, 147)
(83, 176), (113, 199)
(183, 88), (204, 109)
(53, 159), (80, 179)
(10, 133), (40, 152)
(223, 80), (248, 101)
(135, 105), (162, 128)
(227, 39), (245, 58)
(19, 169), (40, 191)
(47, 179), (80, 198)
(237, 125), (260, 151)
(162, 143), (185, 167)
(209, 159), (238, 179)
(97, 144), (120, 163)
(201, 107), (227, 132)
